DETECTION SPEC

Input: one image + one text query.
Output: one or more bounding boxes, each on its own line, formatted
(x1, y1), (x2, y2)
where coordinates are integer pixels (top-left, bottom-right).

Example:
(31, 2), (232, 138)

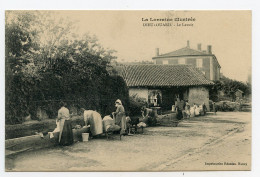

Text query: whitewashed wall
(188, 87), (210, 110)
(129, 88), (149, 101)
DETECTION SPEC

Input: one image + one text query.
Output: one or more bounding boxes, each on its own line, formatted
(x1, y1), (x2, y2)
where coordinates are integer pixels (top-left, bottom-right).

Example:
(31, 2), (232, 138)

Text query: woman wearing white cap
(113, 99), (127, 135)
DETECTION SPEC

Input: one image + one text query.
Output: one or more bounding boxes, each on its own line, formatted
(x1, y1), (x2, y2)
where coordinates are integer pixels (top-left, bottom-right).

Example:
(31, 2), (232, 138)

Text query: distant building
(119, 64), (214, 110)
(152, 41), (221, 81)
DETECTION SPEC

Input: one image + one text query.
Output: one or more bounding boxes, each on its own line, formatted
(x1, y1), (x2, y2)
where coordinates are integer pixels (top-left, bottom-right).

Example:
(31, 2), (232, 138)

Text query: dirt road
(6, 112), (251, 171)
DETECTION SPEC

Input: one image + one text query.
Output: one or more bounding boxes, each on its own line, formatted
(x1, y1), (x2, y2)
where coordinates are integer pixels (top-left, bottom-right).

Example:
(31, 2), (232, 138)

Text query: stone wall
(188, 87), (210, 110)
(6, 127), (90, 157)
(5, 116), (85, 139)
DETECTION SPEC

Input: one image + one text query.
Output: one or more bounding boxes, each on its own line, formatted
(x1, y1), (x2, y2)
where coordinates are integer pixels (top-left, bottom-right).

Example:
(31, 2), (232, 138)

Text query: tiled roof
(119, 64), (214, 87)
(153, 47), (212, 58)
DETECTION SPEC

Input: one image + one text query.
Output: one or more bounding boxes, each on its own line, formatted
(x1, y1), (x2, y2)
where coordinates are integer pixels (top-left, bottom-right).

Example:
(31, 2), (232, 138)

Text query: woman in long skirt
(202, 103), (207, 116)
(194, 104), (200, 116)
(190, 103), (197, 117)
(185, 101), (191, 118)
(190, 105), (195, 118)
(175, 106), (183, 120)
(113, 99), (127, 135)
(213, 102), (216, 115)
(57, 102), (74, 146)
(83, 110), (103, 137)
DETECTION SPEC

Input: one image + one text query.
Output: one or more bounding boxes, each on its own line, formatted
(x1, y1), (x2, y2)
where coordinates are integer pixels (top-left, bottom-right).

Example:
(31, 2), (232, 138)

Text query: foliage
(209, 80), (224, 102)
(100, 76), (129, 116)
(128, 94), (148, 117)
(214, 101), (240, 112)
(147, 116), (157, 126)
(221, 76), (251, 98)
(209, 75), (251, 102)
(5, 11), (40, 124)
(5, 11), (128, 124)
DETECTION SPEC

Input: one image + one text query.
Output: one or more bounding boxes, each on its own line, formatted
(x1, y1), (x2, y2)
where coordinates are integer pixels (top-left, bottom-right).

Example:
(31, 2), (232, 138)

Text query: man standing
(179, 99), (186, 118)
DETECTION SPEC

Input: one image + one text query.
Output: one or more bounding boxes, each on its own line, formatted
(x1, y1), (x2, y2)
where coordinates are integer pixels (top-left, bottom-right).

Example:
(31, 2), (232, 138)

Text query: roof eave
(127, 83), (214, 87)
(152, 54), (214, 59)
(213, 55), (221, 68)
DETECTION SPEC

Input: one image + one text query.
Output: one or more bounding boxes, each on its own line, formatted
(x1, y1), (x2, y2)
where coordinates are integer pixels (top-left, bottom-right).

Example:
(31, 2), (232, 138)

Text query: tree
(209, 75), (251, 102)
(5, 11), (39, 72)
(209, 80), (224, 102)
(5, 11), (41, 124)
(221, 76), (251, 97)
(5, 11), (126, 124)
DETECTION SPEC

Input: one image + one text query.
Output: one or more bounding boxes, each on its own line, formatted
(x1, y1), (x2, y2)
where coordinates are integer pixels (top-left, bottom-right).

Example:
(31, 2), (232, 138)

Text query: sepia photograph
(4, 10), (252, 172)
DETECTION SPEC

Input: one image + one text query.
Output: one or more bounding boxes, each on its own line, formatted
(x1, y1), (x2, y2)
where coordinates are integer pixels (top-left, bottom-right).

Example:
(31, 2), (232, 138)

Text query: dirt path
(158, 120), (251, 171)
(6, 112), (251, 171)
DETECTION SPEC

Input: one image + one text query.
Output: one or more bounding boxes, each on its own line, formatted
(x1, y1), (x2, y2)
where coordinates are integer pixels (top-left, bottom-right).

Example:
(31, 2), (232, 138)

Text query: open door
(161, 88), (176, 110)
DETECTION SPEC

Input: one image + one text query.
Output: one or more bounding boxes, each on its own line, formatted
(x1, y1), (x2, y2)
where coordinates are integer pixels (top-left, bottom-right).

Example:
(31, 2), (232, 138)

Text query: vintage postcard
(5, 10), (251, 172)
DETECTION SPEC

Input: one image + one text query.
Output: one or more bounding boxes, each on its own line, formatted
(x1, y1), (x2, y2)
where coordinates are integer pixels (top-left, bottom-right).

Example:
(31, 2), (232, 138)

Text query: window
(196, 58), (203, 68)
(162, 60), (168, 65)
(178, 58), (186, 64)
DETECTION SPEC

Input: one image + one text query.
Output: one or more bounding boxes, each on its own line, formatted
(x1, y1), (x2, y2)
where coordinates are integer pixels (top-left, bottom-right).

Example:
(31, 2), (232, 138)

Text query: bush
(128, 94), (147, 117)
(215, 101), (240, 112)
(209, 76), (251, 102)
(5, 68), (130, 124)
(147, 116), (157, 126)
(100, 75), (130, 117)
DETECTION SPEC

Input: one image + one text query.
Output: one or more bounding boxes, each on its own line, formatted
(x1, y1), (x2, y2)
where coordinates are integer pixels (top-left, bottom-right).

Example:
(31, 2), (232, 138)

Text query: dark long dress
(157, 93), (161, 106)
(201, 104), (207, 116)
(176, 106), (183, 120)
(57, 106), (74, 146)
(59, 119), (74, 146)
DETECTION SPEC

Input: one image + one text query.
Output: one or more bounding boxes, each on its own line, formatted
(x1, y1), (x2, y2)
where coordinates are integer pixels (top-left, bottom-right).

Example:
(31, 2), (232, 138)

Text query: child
(126, 116), (133, 136)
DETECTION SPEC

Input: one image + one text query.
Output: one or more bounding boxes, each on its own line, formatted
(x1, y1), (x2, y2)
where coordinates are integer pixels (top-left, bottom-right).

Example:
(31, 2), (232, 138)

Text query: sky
(46, 11), (251, 82)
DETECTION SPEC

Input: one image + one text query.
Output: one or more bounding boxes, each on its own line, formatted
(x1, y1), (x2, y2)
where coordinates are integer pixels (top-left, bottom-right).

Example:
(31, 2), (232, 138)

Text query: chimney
(155, 48), (159, 56)
(197, 43), (201, 51)
(207, 45), (212, 54)
(187, 40), (190, 48)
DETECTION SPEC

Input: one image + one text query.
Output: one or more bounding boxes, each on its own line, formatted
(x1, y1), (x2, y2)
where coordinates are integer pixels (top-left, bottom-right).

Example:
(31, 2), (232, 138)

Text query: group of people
(53, 99), (130, 146)
(151, 93), (161, 107)
(174, 98), (207, 120)
(50, 98), (211, 147)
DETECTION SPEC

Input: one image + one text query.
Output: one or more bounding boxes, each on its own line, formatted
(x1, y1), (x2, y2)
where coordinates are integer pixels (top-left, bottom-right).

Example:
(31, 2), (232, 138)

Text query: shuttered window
(196, 58), (203, 68)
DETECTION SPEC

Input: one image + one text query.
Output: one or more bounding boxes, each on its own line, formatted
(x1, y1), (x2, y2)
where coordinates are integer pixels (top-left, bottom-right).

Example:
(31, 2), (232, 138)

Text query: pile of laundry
(103, 115), (121, 132)
(137, 122), (147, 128)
